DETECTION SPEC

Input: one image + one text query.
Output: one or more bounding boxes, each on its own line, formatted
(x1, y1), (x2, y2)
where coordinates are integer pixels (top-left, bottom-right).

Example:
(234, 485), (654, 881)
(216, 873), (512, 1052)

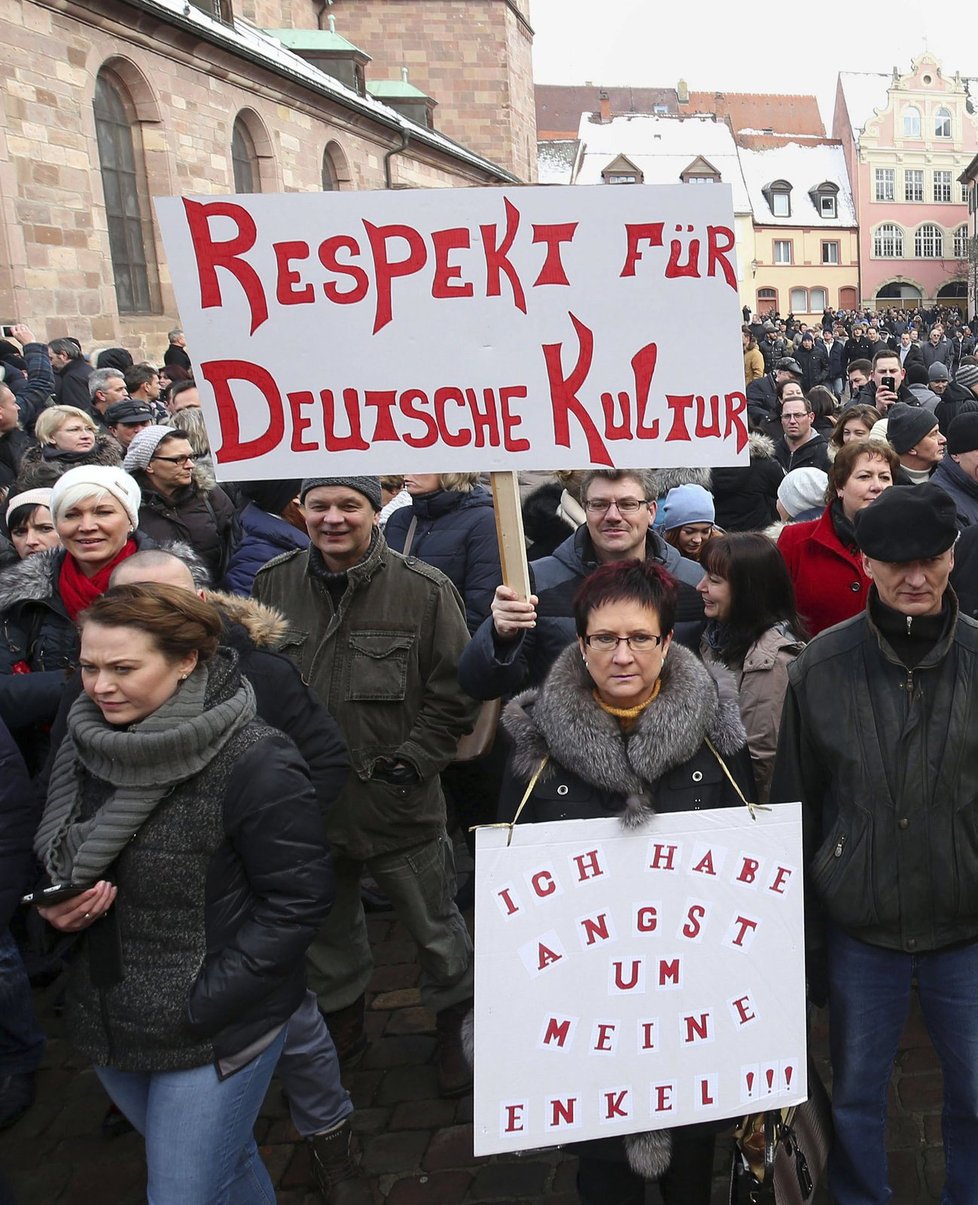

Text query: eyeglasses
(151, 454), (195, 465)
(781, 412), (809, 422)
(584, 498), (650, 515)
(584, 632), (664, 652)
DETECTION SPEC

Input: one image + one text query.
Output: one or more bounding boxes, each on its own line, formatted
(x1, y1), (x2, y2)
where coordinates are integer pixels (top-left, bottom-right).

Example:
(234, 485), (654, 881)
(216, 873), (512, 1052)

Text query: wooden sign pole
(490, 471), (532, 600)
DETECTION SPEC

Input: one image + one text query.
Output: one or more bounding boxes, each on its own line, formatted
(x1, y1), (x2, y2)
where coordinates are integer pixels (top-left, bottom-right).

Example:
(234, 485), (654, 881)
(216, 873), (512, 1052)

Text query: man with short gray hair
(49, 337), (92, 410)
(163, 328), (191, 372)
(88, 368), (127, 427)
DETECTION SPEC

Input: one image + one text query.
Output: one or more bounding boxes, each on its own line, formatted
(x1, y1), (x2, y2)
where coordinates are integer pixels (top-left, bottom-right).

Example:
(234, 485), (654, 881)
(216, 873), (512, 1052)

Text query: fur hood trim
(205, 589), (287, 648)
(624, 1130), (673, 1179)
(0, 545), (59, 609)
(650, 466), (712, 496)
(749, 431), (776, 459)
(503, 643), (746, 805)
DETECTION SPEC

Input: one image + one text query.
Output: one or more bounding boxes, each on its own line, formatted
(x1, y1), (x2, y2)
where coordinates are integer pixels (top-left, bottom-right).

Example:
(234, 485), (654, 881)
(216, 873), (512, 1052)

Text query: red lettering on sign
(769, 866), (793, 894)
(286, 390), (317, 452)
(613, 960), (641, 991)
(538, 943), (562, 971)
(503, 1103), (525, 1133)
(692, 850), (716, 876)
(531, 222), (577, 286)
(658, 958), (681, 987)
(636, 906), (658, 932)
(274, 241), (313, 306)
(320, 388), (368, 452)
(549, 1097), (577, 1127)
(363, 221), (428, 334)
(482, 197), (526, 314)
(682, 904), (705, 940)
(580, 914), (611, 946)
(531, 871), (556, 898)
(594, 1023), (616, 1051)
(737, 857), (760, 884)
(604, 1090), (628, 1119)
(649, 843), (678, 871)
(573, 850), (604, 881)
(683, 1012), (711, 1043)
(184, 199), (267, 334)
(620, 223), (665, 276)
(431, 227), (473, 299)
(732, 994), (757, 1025)
(318, 235), (370, 304)
(497, 888), (519, 916)
(201, 359), (283, 462)
(542, 1016), (571, 1047)
(730, 916), (759, 947)
(707, 225), (737, 290)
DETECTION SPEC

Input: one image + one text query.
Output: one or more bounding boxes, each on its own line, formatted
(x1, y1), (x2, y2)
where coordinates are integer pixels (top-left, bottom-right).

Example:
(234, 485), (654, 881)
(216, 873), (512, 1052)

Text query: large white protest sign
(155, 185), (748, 481)
(473, 805), (806, 1157)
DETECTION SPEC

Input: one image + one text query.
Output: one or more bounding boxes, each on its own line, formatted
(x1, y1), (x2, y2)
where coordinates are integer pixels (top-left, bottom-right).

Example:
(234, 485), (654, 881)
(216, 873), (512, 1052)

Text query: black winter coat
(385, 486), (501, 633)
(53, 357), (93, 412)
(935, 381), (978, 436)
(132, 476), (239, 583)
(60, 654), (333, 1072)
(711, 432), (783, 532)
(772, 590), (978, 955)
(0, 718), (34, 928)
(0, 428), (36, 492)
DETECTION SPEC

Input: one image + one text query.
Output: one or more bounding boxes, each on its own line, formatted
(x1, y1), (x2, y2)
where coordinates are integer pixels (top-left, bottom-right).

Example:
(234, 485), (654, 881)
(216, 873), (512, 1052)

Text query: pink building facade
(834, 55), (978, 309)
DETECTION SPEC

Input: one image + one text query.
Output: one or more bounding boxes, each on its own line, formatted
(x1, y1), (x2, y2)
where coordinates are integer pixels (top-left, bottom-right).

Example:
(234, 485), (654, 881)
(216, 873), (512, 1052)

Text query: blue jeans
(0, 930), (44, 1077)
(278, 990), (352, 1137)
(95, 1029), (286, 1205)
(827, 926), (978, 1204)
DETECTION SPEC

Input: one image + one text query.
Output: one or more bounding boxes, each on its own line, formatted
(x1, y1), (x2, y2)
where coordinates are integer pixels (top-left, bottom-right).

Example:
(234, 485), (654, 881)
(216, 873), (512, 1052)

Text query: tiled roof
(686, 91), (825, 137)
(535, 84), (677, 138)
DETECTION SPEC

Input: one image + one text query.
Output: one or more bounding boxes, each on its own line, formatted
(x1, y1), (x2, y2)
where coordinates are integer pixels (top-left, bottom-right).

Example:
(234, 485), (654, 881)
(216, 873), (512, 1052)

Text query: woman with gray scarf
(32, 584), (333, 1204)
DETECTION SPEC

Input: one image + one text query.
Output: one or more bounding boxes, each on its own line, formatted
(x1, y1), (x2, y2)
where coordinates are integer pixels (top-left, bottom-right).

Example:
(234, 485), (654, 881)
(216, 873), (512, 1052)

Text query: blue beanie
(660, 483), (715, 531)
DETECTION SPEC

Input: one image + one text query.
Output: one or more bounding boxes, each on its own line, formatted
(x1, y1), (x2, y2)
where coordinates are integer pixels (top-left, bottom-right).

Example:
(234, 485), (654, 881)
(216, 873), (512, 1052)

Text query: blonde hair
(34, 405), (96, 446)
(438, 472), (480, 493)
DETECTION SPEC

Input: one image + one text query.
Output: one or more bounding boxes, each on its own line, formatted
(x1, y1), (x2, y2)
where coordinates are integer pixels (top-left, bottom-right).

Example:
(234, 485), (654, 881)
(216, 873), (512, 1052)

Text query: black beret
(854, 483), (958, 561)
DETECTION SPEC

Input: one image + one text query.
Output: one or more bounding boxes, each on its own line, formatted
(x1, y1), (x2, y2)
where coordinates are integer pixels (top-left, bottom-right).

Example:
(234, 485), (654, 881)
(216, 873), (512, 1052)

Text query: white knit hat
(777, 468), (828, 519)
(50, 465), (142, 528)
(123, 425), (176, 473)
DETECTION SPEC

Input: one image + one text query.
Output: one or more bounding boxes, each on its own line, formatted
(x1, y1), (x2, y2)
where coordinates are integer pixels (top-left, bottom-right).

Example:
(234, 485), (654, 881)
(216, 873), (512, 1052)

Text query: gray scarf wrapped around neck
(35, 658), (256, 885)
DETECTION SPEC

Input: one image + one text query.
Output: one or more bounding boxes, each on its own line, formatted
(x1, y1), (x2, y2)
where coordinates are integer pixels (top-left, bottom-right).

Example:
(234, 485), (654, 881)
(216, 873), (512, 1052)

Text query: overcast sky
(530, 0), (975, 133)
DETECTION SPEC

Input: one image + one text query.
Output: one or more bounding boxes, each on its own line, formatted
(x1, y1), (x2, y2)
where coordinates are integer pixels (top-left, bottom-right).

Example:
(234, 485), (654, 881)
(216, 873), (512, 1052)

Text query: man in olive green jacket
(253, 475), (479, 1096)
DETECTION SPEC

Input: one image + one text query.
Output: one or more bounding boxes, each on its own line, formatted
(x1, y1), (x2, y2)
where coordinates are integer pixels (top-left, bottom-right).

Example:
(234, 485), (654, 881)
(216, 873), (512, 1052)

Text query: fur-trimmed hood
(503, 642), (746, 814)
(748, 430), (776, 459)
(204, 589), (287, 649)
(650, 465), (712, 496)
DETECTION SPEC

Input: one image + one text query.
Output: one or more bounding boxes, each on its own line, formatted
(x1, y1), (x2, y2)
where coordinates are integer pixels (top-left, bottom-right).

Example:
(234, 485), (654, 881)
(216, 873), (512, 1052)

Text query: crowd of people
(2, 307), (977, 1204)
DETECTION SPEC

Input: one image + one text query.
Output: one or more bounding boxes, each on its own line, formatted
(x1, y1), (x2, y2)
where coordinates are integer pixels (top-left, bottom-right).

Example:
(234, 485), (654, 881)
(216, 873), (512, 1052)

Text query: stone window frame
(92, 62), (162, 316)
(874, 168), (895, 202)
(902, 106), (921, 137)
(231, 109), (276, 194)
(933, 170), (952, 203)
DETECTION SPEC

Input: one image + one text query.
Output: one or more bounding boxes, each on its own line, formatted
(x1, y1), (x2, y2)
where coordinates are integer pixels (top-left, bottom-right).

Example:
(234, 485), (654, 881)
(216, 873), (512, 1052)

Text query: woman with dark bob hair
(32, 584), (333, 1205)
(697, 533), (808, 802)
(778, 437), (899, 635)
(498, 559), (754, 1205)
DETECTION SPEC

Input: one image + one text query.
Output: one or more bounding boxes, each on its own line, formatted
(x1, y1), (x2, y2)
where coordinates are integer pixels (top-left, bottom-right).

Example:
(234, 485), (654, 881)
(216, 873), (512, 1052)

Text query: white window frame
(773, 240), (793, 265)
(875, 168), (895, 202)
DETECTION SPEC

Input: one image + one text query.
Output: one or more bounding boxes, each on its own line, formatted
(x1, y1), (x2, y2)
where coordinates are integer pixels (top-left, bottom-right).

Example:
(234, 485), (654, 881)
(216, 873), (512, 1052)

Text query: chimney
(599, 89), (610, 123)
(677, 78), (689, 105)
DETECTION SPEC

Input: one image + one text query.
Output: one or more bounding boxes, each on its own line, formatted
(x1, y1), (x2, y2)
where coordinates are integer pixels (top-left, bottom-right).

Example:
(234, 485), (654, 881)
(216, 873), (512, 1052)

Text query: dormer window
(601, 154), (644, 185)
(763, 180), (792, 218)
(809, 181), (839, 219)
(680, 156), (721, 184)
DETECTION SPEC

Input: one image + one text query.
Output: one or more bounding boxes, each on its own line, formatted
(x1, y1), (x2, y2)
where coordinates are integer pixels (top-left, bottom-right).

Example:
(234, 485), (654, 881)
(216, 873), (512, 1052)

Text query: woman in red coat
(778, 439), (899, 634)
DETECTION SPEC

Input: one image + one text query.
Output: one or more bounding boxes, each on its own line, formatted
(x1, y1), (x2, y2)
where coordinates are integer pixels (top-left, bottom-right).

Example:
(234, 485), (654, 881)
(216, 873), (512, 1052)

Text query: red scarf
(59, 538), (138, 620)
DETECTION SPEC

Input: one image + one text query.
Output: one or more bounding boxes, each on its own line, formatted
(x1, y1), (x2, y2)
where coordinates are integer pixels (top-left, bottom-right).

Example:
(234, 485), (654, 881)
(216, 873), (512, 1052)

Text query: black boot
(308, 1119), (373, 1204)
(321, 995), (368, 1068)
(434, 999), (474, 1097)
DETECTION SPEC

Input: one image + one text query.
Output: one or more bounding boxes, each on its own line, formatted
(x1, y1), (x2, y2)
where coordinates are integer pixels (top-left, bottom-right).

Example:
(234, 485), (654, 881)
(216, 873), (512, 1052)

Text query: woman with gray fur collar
(498, 559), (754, 1205)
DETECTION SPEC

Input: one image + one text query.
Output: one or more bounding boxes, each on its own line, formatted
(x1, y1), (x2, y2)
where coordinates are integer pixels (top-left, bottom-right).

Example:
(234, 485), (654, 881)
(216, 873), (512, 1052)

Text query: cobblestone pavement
(0, 908), (948, 1204)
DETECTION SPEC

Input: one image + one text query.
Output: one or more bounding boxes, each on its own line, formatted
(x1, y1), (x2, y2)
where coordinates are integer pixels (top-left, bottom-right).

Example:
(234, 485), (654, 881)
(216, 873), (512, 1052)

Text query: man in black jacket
(772, 485), (978, 1205)
(0, 382), (35, 493)
(855, 349), (918, 413)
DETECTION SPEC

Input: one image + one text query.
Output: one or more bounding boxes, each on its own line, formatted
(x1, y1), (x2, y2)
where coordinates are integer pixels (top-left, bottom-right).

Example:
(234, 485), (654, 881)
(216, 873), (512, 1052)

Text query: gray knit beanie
(123, 425), (177, 472)
(956, 363), (978, 394)
(300, 476), (382, 510)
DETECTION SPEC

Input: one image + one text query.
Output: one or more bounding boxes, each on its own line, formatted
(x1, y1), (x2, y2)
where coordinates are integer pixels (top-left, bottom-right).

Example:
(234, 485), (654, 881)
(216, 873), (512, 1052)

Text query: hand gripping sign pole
(490, 471), (532, 601)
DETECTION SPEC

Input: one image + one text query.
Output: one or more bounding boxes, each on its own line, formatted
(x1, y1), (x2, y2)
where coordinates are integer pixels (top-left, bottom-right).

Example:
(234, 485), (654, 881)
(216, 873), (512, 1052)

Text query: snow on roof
(574, 114), (751, 212)
(133, 0), (519, 181)
(537, 140), (579, 185)
(838, 72), (892, 137)
(737, 142), (856, 227)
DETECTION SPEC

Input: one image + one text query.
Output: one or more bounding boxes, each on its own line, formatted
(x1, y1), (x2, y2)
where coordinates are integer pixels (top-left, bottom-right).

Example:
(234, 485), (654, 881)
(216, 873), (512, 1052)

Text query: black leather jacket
(773, 589), (978, 954)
